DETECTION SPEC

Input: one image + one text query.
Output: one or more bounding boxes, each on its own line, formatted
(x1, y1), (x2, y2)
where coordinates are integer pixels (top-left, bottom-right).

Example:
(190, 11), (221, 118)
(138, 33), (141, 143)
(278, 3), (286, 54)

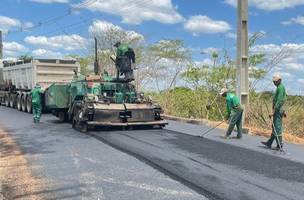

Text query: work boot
(275, 144), (283, 150)
(237, 134), (242, 139)
(224, 135), (231, 139)
(261, 141), (271, 148)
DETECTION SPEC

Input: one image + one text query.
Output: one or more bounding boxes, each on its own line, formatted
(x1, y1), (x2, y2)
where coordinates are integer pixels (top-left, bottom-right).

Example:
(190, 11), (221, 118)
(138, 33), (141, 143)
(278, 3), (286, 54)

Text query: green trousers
(267, 109), (283, 147)
(226, 108), (243, 138)
(32, 102), (42, 123)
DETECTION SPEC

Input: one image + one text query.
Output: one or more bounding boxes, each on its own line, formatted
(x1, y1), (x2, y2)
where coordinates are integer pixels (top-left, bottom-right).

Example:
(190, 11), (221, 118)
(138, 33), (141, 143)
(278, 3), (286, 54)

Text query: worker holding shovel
(261, 74), (287, 150)
(220, 88), (244, 139)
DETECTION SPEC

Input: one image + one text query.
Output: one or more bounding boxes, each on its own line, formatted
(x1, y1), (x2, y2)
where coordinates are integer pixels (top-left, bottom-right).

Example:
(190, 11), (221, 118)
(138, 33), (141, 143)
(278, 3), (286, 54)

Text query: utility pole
(94, 37), (99, 75)
(0, 30), (3, 60)
(237, 0), (249, 126)
(0, 30), (3, 84)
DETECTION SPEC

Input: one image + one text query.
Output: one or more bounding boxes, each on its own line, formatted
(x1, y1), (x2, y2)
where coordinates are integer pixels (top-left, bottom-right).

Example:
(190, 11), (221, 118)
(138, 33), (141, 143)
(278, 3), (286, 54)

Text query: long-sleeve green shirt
(273, 83), (286, 111)
(226, 92), (240, 117)
(30, 87), (43, 104)
(116, 44), (130, 57)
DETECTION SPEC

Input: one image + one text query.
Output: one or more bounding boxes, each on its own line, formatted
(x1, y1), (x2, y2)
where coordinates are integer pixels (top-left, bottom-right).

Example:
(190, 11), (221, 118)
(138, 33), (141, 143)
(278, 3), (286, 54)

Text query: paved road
(1, 106), (304, 200)
(0, 106), (205, 200)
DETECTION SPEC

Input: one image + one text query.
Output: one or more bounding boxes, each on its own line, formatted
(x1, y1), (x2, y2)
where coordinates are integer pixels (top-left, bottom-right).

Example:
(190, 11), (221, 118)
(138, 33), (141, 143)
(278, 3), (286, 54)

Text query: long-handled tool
(198, 121), (225, 137)
(264, 100), (284, 153)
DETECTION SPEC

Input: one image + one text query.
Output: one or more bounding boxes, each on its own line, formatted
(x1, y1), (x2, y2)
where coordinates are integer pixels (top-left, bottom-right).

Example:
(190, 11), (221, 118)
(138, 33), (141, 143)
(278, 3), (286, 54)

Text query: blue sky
(1, 0), (304, 94)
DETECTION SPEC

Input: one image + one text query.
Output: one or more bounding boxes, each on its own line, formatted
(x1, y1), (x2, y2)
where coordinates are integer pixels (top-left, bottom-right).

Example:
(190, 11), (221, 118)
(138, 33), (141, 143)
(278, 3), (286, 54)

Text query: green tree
(65, 55), (92, 76)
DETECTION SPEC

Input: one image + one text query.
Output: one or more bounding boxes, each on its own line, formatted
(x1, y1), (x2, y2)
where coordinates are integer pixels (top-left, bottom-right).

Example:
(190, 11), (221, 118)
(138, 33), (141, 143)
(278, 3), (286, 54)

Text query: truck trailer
(0, 59), (80, 113)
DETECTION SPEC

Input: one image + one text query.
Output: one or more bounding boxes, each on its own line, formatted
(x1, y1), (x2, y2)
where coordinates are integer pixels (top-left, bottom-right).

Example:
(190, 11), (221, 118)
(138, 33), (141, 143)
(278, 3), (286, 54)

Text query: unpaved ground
(0, 128), (44, 200)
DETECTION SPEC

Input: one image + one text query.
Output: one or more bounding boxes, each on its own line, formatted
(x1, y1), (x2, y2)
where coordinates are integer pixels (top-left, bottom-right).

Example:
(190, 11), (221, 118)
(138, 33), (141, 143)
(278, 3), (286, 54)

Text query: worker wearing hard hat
(261, 74), (287, 150)
(220, 88), (244, 139)
(30, 83), (44, 123)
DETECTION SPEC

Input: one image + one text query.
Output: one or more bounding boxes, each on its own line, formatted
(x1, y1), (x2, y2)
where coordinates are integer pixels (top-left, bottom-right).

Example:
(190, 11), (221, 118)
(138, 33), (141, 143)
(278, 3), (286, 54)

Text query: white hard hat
(272, 74), (282, 81)
(219, 88), (228, 95)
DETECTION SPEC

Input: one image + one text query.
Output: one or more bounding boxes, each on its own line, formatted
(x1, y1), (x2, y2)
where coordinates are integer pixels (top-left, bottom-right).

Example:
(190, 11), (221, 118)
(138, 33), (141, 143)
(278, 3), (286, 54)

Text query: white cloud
(251, 43), (304, 76)
(282, 63), (304, 71)
(29, 0), (69, 3)
(224, 0), (304, 11)
(88, 20), (145, 47)
(0, 16), (21, 33)
(74, 0), (184, 25)
(202, 47), (220, 54)
(225, 32), (237, 40)
(298, 79), (304, 84)
(194, 58), (213, 66)
(24, 22), (34, 29)
(3, 42), (29, 58)
(184, 15), (231, 36)
(3, 42), (28, 52)
(282, 16), (304, 25)
(0, 15), (34, 33)
(0, 16), (20, 28)
(3, 42), (29, 57)
(24, 34), (87, 51)
(32, 49), (63, 58)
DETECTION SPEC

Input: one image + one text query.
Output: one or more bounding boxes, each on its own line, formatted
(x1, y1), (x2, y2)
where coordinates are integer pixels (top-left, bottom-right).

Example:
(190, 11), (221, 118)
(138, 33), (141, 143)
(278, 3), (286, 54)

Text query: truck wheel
(17, 95), (22, 110)
(21, 95), (27, 112)
(26, 95), (32, 113)
(73, 110), (88, 133)
(4, 94), (9, 107)
(58, 111), (66, 122)
(9, 95), (15, 108)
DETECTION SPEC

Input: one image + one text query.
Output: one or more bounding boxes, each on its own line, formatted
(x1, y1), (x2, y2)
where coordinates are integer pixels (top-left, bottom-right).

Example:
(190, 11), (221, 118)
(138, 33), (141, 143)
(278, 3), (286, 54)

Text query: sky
(0, 0), (304, 94)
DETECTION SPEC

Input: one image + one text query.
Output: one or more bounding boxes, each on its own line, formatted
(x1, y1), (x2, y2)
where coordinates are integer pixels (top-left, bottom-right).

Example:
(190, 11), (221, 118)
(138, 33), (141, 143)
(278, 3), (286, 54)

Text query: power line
(6, 0), (98, 36)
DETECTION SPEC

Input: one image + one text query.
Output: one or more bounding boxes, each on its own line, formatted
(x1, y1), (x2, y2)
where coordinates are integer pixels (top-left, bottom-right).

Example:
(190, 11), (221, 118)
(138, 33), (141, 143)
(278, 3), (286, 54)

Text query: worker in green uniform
(30, 83), (44, 123)
(220, 88), (243, 139)
(261, 74), (287, 150)
(113, 41), (135, 81)
(114, 41), (135, 63)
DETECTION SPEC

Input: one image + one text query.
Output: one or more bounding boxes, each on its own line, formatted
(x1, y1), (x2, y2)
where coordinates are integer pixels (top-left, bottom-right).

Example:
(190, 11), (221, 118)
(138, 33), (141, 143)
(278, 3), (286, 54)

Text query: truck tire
(4, 94), (9, 107)
(72, 110), (88, 132)
(9, 94), (15, 108)
(58, 111), (67, 122)
(26, 95), (32, 113)
(17, 95), (22, 110)
(21, 94), (27, 112)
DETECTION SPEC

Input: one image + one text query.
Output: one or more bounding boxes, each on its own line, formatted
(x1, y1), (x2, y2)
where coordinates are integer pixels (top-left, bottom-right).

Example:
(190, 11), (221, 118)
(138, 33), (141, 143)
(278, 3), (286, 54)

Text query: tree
(89, 21), (144, 77)
(18, 55), (33, 62)
(145, 39), (191, 91)
(65, 55), (92, 76)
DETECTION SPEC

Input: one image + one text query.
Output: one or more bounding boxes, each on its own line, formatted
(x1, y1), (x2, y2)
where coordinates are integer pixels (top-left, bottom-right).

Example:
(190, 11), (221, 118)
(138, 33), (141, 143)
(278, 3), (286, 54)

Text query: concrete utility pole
(237, 0), (249, 125)
(0, 30), (3, 60)
(0, 30), (3, 83)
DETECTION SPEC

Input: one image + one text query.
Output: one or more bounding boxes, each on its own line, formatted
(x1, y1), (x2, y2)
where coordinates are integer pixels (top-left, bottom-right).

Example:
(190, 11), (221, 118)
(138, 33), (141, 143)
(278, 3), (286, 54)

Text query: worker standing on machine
(220, 88), (243, 139)
(261, 74), (287, 150)
(30, 83), (44, 123)
(113, 41), (135, 81)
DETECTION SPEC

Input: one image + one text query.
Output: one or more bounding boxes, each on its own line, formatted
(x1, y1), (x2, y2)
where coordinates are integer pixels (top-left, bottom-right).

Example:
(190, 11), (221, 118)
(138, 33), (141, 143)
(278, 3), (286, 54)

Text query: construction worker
(113, 41), (135, 81)
(220, 88), (243, 139)
(261, 74), (287, 150)
(114, 41), (136, 63)
(30, 83), (44, 123)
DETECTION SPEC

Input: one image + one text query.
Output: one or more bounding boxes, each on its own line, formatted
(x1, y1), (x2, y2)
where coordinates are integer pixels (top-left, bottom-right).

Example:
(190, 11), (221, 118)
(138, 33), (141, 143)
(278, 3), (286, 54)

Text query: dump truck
(0, 59), (80, 112)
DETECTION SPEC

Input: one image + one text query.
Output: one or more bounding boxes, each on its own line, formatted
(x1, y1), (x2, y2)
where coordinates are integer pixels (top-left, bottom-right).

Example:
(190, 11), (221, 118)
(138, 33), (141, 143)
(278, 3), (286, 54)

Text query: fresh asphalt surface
(1, 106), (304, 200)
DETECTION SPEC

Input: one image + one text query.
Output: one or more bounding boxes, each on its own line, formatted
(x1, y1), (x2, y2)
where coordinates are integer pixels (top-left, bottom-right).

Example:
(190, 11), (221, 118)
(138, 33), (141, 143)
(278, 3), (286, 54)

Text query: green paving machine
(45, 40), (167, 132)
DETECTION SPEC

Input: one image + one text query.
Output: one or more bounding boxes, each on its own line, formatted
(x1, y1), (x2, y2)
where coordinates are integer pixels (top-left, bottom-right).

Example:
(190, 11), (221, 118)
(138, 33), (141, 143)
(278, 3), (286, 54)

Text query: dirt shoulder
(0, 128), (44, 200)
(163, 114), (304, 144)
